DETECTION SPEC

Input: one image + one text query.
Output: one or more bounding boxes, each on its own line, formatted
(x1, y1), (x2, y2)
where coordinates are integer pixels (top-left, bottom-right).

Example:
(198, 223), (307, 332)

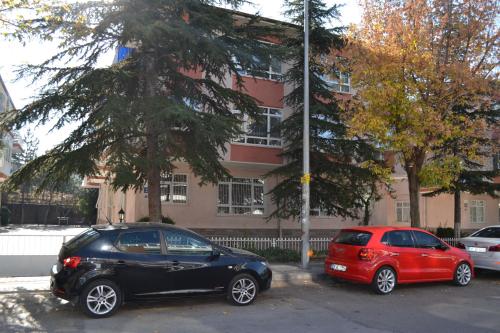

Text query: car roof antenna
(106, 217), (112, 225)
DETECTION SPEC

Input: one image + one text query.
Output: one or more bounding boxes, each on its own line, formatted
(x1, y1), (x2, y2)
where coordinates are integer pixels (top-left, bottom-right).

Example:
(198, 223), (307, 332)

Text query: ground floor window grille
(470, 200), (485, 224)
(160, 174), (188, 203)
(217, 178), (264, 215)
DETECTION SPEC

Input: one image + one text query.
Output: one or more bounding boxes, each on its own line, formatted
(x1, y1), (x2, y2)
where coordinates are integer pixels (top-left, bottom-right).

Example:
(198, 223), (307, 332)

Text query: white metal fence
(208, 237), (332, 252)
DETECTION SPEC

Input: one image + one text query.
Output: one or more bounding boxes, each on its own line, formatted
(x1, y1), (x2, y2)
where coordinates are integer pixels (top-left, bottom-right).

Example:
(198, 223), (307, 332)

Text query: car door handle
(172, 260), (180, 266)
(421, 253), (429, 257)
(116, 260), (126, 266)
(390, 252), (400, 256)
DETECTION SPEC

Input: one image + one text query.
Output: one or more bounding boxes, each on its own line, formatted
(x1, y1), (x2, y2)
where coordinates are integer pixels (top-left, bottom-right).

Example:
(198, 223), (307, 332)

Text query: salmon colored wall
(230, 144), (283, 165)
(232, 76), (284, 108)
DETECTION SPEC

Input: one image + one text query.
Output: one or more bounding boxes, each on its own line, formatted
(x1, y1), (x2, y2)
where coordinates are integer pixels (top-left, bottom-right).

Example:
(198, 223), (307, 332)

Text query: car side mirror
(438, 244), (449, 251)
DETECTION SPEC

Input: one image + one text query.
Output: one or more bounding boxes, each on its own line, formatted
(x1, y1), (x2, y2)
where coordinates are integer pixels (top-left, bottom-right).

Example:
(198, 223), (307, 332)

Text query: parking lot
(1, 270), (499, 333)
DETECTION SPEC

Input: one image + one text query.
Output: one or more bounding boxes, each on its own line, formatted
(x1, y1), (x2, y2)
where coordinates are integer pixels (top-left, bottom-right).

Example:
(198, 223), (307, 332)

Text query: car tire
(227, 273), (259, 306)
(454, 262), (472, 287)
(372, 266), (397, 295)
(80, 279), (122, 318)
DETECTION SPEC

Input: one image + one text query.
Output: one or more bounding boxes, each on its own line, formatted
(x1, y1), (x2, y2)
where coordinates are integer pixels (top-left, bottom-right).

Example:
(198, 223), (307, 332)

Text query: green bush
(243, 247), (301, 263)
(137, 215), (175, 224)
(435, 227), (455, 238)
(0, 207), (10, 226)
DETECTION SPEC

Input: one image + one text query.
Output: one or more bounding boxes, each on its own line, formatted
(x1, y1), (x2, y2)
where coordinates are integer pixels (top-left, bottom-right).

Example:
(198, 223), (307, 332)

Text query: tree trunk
(362, 201), (370, 226)
(453, 190), (461, 239)
(408, 167), (421, 228)
(405, 150), (425, 228)
(143, 51), (162, 222)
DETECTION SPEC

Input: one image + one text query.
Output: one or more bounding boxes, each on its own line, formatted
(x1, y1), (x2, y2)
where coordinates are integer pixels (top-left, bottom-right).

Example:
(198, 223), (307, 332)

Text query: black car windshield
(471, 227), (500, 238)
(335, 230), (372, 246)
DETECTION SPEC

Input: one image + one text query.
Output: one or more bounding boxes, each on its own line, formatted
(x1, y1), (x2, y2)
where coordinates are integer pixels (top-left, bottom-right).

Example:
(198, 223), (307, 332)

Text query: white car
(458, 225), (500, 272)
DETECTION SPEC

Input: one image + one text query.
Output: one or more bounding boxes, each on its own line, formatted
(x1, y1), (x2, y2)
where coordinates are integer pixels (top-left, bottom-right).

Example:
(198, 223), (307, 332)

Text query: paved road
(1, 271), (499, 333)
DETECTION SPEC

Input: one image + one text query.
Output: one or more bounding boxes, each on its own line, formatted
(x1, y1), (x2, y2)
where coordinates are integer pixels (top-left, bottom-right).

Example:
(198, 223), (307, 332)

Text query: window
(334, 230), (372, 246)
(310, 207), (332, 217)
(234, 107), (282, 146)
(163, 230), (212, 256)
(471, 227), (500, 238)
(117, 231), (161, 254)
(412, 231), (445, 249)
(470, 200), (486, 223)
(322, 71), (351, 94)
(65, 229), (100, 252)
(494, 153), (500, 170)
(237, 55), (282, 80)
(160, 174), (188, 203)
(396, 201), (410, 223)
(217, 177), (264, 215)
(381, 231), (415, 248)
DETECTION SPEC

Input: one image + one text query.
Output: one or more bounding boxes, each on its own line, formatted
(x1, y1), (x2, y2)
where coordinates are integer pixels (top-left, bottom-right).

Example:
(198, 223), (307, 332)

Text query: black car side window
(163, 230), (213, 256)
(412, 231), (444, 249)
(382, 231), (415, 248)
(117, 231), (161, 254)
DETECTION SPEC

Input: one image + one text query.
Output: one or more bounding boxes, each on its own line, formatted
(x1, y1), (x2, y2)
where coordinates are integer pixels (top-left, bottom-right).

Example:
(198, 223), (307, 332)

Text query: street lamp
(118, 208), (125, 223)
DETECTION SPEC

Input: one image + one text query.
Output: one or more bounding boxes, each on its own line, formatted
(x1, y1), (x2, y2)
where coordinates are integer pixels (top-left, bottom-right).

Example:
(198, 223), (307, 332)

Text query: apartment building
(88, 12), (499, 236)
(0, 75), (22, 181)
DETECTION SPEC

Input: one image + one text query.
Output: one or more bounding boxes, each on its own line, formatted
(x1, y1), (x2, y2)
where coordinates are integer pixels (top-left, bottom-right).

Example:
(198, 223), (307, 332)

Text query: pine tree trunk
(143, 51), (162, 223)
(454, 190), (461, 239)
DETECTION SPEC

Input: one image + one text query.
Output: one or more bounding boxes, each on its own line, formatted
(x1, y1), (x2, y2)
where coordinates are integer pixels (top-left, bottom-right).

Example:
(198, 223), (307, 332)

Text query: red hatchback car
(325, 227), (473, 294)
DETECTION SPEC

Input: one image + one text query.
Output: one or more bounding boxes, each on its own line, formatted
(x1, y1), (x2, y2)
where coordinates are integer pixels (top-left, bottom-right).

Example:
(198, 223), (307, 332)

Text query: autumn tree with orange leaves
(345, 0), (499, 228)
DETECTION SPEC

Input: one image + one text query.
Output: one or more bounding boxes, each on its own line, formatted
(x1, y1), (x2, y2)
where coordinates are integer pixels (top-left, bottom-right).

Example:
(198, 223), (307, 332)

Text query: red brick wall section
(230, 144), (283, 165)
(232, 76), (284, 108)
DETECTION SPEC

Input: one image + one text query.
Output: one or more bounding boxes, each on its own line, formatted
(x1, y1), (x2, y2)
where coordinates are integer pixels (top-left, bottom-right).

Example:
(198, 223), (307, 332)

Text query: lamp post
(118, 208), (125, 223)
(301, 0), (311, 269)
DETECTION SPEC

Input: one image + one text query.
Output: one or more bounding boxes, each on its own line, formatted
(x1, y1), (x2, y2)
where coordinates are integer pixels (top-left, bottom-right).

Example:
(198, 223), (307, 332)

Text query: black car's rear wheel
(80, 279), (122, 318)
(227, 274), (259, 306)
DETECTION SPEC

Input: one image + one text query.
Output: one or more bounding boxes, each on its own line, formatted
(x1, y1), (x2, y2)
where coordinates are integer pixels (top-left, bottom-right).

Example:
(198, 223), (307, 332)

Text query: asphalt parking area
(1, 270), (499, 333)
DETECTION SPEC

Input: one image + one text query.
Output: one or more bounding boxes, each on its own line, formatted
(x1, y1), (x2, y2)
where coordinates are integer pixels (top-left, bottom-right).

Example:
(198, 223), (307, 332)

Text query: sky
(0, 0), (362, 153)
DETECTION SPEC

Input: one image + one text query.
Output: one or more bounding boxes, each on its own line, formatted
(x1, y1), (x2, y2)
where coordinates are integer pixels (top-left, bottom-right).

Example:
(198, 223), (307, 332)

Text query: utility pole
(301, 0), (311, 269)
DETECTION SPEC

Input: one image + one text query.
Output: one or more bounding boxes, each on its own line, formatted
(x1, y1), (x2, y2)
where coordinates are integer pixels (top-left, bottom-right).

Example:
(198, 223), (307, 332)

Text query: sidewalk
(0, 262), (326, 293)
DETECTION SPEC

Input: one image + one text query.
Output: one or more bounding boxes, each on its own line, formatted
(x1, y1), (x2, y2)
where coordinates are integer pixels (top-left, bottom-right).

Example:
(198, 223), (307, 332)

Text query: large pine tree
(424, 98), (500, 238)
(267, 0), (380, 221)
(0, 0), (279, 221)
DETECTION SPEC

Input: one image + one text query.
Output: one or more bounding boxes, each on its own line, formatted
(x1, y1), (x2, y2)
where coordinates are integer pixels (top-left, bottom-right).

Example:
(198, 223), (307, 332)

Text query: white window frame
(235, 46), (282, 81)
(233, 107), (282, 147)
(310, 208), (332, 217)
(217, 177), (265, 216)
(322, 71), (351, 94)
(470, 200), (486, 224)
(396, 201), (410, 223)
(160, 173), (188, 204)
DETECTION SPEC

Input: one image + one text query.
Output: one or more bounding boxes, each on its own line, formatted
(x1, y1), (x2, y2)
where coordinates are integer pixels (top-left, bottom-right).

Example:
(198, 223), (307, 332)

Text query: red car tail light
(63, 256), (81, 269)
(488, 244), (500, 252)
(456, 242), (466, 249)
(358, 248), (374, 261)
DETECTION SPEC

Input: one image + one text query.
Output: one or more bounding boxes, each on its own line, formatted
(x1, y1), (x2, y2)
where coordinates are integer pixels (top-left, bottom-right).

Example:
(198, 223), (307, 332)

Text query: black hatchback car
(50, 223), (272, 318)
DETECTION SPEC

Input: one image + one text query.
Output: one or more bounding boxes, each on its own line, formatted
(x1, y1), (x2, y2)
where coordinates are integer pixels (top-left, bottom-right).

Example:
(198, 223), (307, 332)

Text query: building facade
(0, 75), (22, 181)
(88, 13), (499, 236)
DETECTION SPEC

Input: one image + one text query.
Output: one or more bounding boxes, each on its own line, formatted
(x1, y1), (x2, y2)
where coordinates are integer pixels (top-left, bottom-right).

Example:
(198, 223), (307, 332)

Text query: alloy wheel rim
(232, 278), (256, 304)
(457, 264), (471, 285)
(377, 269), (395, 293)
(86, 285), (117, 315)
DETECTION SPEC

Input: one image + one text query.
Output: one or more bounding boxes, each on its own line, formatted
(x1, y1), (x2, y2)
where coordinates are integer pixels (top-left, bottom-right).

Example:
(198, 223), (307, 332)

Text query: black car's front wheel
(227, 274), (259, 306)
(80, 279), (122, 318)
